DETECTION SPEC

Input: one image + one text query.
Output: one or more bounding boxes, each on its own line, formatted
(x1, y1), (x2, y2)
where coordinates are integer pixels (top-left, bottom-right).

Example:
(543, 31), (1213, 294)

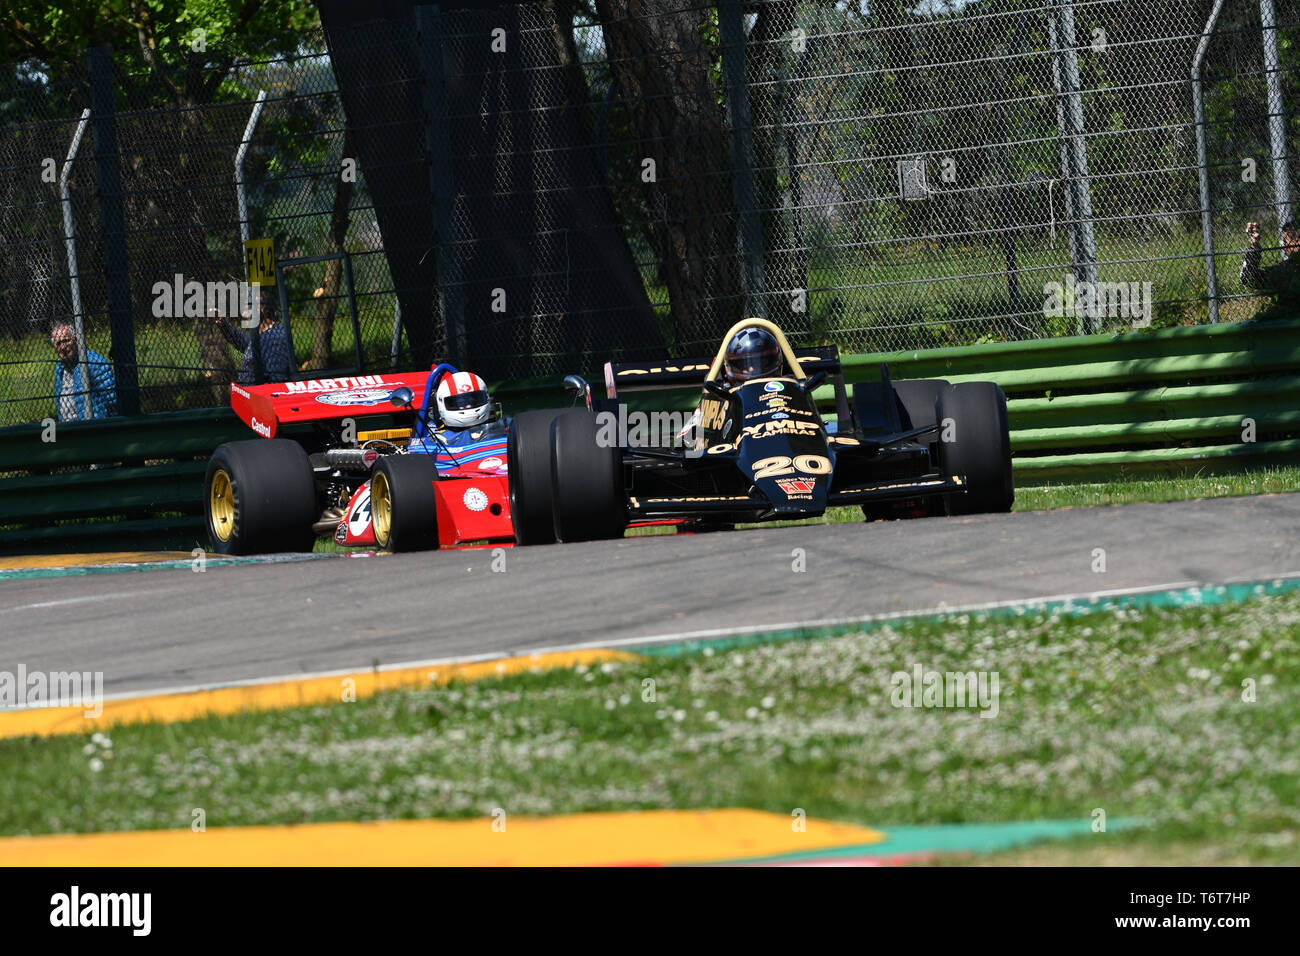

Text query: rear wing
(604, 345), (842, 398)
(230, 371), (431, 439)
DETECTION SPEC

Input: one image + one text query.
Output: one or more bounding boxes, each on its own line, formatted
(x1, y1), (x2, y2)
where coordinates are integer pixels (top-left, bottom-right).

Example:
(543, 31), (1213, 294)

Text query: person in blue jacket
(51, 324), (117, 421)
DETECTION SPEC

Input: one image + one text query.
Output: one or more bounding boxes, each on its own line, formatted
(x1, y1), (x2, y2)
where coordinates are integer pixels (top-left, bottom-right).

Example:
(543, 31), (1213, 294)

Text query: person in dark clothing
(207, 287), (297, 384)
(1241, 220), (1300, 311)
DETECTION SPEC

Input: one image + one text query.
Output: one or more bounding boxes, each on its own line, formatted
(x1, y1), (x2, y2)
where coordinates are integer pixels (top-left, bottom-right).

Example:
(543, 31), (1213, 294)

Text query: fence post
(781, 57), (810, 333)
(1259, 0), (1293, 244)
(994, 13), (1030, 333)
(235, 91), (268, 248)
(235, 90), (268, 383)
(59, 108), (93, 413)
(719, 0), (767, 319)
(391, 299), (404, 370)
(416, 3), (466, 368)
(1191, 0), (1226, 325)
(88, 47), (139, 416)
(1049, 0), (1098, 335)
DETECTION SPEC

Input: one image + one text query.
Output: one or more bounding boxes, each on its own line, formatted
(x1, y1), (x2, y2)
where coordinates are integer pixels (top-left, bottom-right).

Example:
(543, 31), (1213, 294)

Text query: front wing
(626, 474), (965, 521)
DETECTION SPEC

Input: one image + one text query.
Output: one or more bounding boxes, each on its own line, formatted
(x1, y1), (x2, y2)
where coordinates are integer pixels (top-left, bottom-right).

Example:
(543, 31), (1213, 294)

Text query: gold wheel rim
(209, 468), (235, 543)
(372, 471), (392, 547)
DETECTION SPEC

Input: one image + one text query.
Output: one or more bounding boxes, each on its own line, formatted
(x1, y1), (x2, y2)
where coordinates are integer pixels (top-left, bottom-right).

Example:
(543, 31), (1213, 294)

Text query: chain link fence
(1, 0), (1297, 428)
(0, 29), (394, 425)
(743, 0), (1299, 350)
(112, 37), (398, 412)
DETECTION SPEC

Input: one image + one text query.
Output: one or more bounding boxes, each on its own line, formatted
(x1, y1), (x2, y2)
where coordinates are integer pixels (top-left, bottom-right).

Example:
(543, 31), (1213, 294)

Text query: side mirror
(801, 370), (828, 393)
(563, 374), (591, 408)
(703, 379), (730, 399)
(389, 386), (414, 409)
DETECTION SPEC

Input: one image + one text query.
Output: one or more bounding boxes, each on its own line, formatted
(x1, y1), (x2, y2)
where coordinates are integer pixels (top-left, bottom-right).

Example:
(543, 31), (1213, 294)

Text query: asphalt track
(3, 493), (1300, 697)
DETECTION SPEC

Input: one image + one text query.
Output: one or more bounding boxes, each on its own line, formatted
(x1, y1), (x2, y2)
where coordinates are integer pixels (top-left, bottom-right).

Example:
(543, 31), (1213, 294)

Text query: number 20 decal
(752, 454), (831, 479)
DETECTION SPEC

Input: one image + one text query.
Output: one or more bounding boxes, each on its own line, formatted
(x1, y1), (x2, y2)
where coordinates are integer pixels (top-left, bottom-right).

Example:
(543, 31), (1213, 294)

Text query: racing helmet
(724, 327), (781, 384)
(435, 371), (492, 428)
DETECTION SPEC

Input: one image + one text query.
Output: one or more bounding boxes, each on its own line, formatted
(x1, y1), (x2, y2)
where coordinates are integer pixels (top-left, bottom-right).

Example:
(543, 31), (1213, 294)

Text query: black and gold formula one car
(508, 318), (1013, 544)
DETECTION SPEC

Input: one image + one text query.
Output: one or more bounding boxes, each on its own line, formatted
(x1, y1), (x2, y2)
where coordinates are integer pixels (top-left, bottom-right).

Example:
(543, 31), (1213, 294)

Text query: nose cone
(754, 474), (828, 518)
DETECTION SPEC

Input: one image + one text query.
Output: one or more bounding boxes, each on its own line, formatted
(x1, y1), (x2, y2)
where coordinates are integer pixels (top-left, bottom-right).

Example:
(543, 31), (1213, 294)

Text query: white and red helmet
(435, 371), (492, 428)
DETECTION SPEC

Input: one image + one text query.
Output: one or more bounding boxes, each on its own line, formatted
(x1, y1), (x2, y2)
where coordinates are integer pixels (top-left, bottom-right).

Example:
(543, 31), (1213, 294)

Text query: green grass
(1, 591), (1296, 863)
(800, 225), (1267, 351)
(1014, 467), (1300, 511)
(804, 465), (1300, 521)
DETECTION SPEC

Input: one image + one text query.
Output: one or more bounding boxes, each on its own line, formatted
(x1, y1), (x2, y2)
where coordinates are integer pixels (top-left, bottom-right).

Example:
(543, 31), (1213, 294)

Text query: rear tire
(205, 439), (316, 555)
(550, 408), (626, 542)
(509, 409), (565, 545)
(937, 382), (1014, 515)
(371, 455), (439, 552)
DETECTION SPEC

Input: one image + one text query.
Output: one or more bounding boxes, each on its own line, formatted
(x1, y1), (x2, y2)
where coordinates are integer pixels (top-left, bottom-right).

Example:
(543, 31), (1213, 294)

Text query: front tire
(371, 455), (440, 552)
(205, 439), (316, 555)
(550, 408), (626, 542)
(509, 409), (565, 545)
(937, 382), (1014, 515)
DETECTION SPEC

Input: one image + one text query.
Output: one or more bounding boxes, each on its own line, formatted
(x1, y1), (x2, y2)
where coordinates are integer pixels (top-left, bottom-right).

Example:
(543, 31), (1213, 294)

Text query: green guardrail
(835, 319), (1300, 380)
(814, 317), (1300, 484)
(0, 408), (253, 554)
(3, 317), (1298, 554)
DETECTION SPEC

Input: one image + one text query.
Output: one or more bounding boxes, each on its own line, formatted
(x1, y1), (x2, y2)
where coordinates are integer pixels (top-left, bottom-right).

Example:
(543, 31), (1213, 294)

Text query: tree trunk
(595, 0), (741, 349)
(309, 129), (356, 370)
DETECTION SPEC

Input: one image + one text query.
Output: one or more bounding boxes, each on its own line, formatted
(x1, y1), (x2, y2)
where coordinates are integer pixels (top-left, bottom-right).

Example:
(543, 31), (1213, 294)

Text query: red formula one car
(204, 364), (516, 553)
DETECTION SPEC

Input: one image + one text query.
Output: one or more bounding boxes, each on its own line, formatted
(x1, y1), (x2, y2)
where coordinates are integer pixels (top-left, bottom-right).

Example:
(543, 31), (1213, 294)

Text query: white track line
(2, 592), (155, 613)
(81, 572), (1300, 706)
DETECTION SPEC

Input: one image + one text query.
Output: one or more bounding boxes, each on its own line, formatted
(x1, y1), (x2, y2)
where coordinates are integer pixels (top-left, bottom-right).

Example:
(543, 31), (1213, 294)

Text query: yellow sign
(243, 238), (276, 287)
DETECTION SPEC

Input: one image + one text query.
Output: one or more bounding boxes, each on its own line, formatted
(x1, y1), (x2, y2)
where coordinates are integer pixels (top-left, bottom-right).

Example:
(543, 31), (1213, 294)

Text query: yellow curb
(0, 649), (637, 741)
(0, 552), (192, 570)
(0, 810), (885, 866)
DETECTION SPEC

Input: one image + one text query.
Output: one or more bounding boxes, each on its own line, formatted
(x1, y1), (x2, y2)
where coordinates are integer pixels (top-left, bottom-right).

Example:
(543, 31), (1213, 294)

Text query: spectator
(51, 324), (117, 421)
(208, 287), (296, 384)
(1241, 220), (1300, 309)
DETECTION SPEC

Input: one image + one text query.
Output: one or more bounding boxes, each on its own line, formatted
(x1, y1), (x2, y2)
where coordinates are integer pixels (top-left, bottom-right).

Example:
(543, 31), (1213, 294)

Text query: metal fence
(0, 30), (395, 424)
(740, 0), (1299, 350)
(1, 0), (1297, 428)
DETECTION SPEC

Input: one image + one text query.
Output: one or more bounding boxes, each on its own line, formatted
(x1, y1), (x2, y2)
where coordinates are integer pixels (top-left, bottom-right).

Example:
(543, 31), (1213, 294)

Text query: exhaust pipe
(325, 448), (381, 473)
